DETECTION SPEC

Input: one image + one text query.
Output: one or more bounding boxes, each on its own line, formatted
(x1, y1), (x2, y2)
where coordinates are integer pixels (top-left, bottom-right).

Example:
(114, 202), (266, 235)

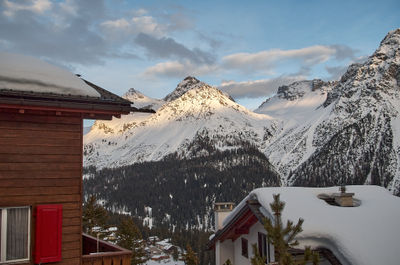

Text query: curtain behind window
(6, 208), (29, 261)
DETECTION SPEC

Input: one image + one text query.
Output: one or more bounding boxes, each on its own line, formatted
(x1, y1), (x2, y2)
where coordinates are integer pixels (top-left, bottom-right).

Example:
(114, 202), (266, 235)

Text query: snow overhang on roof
(0, 53), (155, 119)
(209, 185), (400, 265)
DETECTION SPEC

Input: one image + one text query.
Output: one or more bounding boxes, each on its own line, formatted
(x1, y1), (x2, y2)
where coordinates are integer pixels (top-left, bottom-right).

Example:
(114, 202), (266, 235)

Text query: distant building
(208, 186), (400, 265)
(150, 254), (170, 261)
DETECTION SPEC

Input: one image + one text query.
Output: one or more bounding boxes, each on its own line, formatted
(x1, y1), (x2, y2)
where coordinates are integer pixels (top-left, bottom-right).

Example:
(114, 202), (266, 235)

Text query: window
(0, 207), (30, 264)
(241, 238), (248, 258)
(258, 232), (271, 263)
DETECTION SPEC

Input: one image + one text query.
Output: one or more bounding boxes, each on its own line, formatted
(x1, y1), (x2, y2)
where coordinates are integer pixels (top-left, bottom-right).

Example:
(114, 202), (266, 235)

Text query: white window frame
(0, 207), (31, 264)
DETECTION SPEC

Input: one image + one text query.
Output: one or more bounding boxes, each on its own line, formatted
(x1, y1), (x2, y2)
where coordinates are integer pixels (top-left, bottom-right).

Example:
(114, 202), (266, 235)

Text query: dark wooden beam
(235, 227), (249, 234)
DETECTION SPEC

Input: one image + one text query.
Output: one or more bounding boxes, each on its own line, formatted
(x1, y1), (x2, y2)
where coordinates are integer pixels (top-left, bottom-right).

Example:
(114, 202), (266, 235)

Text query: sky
(0, 0), (399, 110)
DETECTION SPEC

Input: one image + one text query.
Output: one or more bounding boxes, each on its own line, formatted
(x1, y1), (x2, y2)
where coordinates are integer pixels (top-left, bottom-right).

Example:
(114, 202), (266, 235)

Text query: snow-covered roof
(0, 52), (100, 97)
(221, 185), (400, 265)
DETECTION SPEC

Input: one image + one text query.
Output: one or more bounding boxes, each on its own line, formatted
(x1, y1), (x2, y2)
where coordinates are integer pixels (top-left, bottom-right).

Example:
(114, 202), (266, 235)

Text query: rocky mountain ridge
(287, 28), (400, 194)
(163, 76), (207, 102)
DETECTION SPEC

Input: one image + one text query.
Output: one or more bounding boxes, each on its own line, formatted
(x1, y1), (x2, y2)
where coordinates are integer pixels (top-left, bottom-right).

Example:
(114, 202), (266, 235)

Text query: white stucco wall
(216, 240), (234, 265)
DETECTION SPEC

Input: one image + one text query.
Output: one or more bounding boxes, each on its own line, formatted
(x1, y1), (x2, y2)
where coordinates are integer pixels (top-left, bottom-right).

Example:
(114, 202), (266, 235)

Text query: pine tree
(82, 195), (110, 239)
(223, 259), (233, 265)
(250, 244), (265, 265)
(183, 244), (199, 265)
(116, 216), (146, 265)
(262, 194), (319, 265)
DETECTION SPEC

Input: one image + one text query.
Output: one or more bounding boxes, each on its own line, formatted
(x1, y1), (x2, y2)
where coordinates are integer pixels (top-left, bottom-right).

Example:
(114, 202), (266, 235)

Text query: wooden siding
(0, 108), (83, 265)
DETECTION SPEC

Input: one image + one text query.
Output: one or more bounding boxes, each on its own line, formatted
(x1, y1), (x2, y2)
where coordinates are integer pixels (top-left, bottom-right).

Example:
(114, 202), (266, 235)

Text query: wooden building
(0, 53), (145, 265)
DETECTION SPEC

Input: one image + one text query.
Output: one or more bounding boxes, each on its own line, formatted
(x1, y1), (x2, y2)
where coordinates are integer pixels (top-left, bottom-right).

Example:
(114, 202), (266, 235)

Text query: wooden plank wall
(0, 108), (83, 265)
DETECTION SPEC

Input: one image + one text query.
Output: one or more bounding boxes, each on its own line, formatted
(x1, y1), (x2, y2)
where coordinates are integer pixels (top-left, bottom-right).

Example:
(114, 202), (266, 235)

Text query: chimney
(333, 186), (355, 207)
(214, 202), (235, 231)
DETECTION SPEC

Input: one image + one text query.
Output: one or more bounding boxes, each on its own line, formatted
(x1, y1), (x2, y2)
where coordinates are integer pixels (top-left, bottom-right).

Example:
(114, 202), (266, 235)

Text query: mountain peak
(123, 88), (145, 100)
(183, 76), (200, 82)
(324, 28), (400, 107)
(379, 28), (400, 50)
(370, 28), (400, 62)
(163, 76), (206, 102)
(123, 87), (165, 110)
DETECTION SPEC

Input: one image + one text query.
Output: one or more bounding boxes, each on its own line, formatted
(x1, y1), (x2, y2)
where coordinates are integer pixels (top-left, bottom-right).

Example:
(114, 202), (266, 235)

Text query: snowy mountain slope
(269, 29), (400, 194)
(255, 79), (336, 177)
(255, 79), (335, 126)
(84, 83), (276, 169)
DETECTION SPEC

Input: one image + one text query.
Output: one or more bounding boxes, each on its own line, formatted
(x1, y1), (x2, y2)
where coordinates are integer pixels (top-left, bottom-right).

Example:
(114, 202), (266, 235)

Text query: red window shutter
(34, 204), (63, 264)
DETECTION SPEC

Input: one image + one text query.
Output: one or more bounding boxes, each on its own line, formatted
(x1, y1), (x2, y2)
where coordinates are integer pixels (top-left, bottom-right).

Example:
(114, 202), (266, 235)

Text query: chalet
(208, 185), (400, 265)
(0, 52), (150, 265)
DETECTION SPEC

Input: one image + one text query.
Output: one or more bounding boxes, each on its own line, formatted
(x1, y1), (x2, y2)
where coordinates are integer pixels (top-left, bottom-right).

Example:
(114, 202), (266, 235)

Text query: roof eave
(0, 98), (132, 119)
(207, 199), (263, 250)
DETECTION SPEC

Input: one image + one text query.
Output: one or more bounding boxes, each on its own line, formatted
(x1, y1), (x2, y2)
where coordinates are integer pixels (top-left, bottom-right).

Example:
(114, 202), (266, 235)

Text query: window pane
(241, 238), (248, 258)
(6, 208), (29, 261)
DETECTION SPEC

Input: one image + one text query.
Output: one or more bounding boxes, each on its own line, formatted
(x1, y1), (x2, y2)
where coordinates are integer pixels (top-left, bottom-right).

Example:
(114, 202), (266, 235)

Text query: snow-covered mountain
(285, 29), (400, 194)
(258, 29), (400, 194)
(84, 29), (400, 195)
(123, 88), (165, 111)
(255, 79), (336, 178)
(84, 82), (276, 169)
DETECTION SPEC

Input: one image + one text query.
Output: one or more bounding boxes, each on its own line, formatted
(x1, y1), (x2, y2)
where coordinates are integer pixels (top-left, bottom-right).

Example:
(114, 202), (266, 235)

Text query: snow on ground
(224, 185), (400, 265)
(0, 52), (100, 97)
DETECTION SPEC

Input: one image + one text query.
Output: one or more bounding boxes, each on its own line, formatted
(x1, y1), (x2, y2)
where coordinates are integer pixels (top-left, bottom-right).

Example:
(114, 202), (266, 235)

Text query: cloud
(58, 0), (77, 16)
(197, 31), (222, 49)
(329, 44), (358, 60)
(132, 8), (147, 16)
(326, 55), (368, 80)
(141, 60), (216, 79)
(0, 1), (196, 67)
(2, 0), (52, 17)
(325, 65), (348, 81)
(100, 8), (194, 40)
(219, 75), (306, 99)
(164, 12), (194, 32)
(135, 33), (215, 64)
(101, 15), (166, 38)
(221, 44), (359, 75)
(142, 61), (186, 78)
(222, 45), (336, 74)
(0, 0), (118, 66)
